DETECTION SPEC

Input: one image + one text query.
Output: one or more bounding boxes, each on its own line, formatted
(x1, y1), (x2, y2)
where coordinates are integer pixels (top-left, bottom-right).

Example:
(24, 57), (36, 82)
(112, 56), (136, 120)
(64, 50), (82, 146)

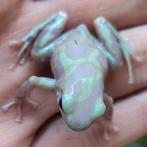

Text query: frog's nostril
(74, 40), (78, 44)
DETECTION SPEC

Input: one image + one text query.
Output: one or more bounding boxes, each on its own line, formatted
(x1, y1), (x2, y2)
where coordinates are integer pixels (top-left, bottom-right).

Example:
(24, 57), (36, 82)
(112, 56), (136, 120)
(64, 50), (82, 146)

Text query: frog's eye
(58, 97), (63, 110)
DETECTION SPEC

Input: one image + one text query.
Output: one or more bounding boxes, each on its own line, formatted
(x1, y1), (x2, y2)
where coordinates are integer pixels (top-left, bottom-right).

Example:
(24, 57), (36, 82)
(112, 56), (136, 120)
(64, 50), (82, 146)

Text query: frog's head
(57, 78), (106, 131)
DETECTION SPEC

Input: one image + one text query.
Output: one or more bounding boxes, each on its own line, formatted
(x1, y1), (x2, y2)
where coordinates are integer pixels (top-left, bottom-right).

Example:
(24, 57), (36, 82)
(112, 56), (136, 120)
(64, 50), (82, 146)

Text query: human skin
(0, 0), (147, 147)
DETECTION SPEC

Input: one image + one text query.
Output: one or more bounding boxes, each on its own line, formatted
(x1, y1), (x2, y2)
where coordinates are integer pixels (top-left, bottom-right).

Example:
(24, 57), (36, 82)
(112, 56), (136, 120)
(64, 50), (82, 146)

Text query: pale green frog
(1, 11), (133, 136)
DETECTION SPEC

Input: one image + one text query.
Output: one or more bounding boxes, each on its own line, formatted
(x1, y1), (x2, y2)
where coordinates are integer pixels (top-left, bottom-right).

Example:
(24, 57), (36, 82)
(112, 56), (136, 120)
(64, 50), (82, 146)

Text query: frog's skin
(1, 11), (133, 135)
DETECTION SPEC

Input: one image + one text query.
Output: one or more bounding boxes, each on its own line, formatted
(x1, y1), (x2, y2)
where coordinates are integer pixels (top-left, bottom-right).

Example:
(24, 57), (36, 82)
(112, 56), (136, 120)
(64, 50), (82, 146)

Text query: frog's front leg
(94, 17), (133, 83)
(1, 76), (56, 122)
(10, 11), (68, 65)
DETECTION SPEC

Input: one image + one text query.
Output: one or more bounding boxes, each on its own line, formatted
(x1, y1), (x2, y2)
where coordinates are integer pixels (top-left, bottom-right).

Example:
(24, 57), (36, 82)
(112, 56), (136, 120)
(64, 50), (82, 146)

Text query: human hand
(0, 0), (147, 147)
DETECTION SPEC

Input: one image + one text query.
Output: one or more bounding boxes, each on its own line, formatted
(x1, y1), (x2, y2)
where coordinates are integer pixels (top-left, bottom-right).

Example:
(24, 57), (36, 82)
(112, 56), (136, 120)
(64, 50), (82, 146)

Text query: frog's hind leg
(10, 11), (68, 66)
(94, 17), (133, 83)
(1, 76), (56, 122)
(99, 94), (118, 141)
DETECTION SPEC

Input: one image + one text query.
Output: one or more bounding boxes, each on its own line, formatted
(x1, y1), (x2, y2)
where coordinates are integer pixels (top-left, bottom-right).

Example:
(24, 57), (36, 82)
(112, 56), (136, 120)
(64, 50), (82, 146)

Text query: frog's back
(51, 27), (108, 80)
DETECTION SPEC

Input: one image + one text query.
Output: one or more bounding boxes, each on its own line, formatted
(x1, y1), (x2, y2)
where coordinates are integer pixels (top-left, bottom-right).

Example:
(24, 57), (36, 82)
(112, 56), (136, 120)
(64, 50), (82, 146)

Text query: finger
(8, 0), (147, 36)
(28, 0), (147, 29)
(105, 25), (147, 98)
(32, 90), (147, 147)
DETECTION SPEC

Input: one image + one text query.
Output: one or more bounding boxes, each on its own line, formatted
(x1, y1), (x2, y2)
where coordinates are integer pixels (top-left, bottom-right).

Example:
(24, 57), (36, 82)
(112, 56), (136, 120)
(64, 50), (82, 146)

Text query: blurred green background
(126, 135), (147, 147)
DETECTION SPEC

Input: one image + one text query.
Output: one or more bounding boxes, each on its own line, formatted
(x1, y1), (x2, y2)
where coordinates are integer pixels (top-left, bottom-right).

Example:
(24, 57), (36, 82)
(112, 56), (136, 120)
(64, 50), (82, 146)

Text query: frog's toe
(25, 97), (39, 109)
(9, 39), (23, 47)
(9, 39), (30, 62)
(103, 131), (111, 141)
(15, 115), (22, 123)
(103, 123), (119, 141)
(1, 98), (17, 111)
(8, 40), (31, 70)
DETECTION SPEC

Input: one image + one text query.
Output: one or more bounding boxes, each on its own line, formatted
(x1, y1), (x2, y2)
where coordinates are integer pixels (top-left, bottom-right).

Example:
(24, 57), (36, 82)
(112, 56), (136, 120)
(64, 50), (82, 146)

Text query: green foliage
(126, 135), (147, 147)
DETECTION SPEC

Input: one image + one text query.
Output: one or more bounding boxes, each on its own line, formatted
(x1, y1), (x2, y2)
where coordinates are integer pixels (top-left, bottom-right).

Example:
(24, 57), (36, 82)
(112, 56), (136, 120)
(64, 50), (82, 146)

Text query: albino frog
(1, 11), (133, 137)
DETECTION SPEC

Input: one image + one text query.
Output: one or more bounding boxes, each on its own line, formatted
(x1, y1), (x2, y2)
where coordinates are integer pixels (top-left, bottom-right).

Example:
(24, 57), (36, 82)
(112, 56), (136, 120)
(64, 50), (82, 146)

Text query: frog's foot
(9, 39), (32, 68)
(1, 97), (39, 122)
(9, 11), (68, 69)
(102, 122), (119, 141)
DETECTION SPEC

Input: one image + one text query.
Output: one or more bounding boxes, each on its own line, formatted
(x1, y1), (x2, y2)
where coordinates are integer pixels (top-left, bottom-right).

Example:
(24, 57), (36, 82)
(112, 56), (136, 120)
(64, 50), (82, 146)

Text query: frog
(1, 11), (133, 137)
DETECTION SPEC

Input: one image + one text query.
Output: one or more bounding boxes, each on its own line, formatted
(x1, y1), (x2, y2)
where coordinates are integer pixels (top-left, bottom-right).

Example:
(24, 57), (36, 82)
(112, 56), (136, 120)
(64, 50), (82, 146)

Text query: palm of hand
(0, 0), (147, 147)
